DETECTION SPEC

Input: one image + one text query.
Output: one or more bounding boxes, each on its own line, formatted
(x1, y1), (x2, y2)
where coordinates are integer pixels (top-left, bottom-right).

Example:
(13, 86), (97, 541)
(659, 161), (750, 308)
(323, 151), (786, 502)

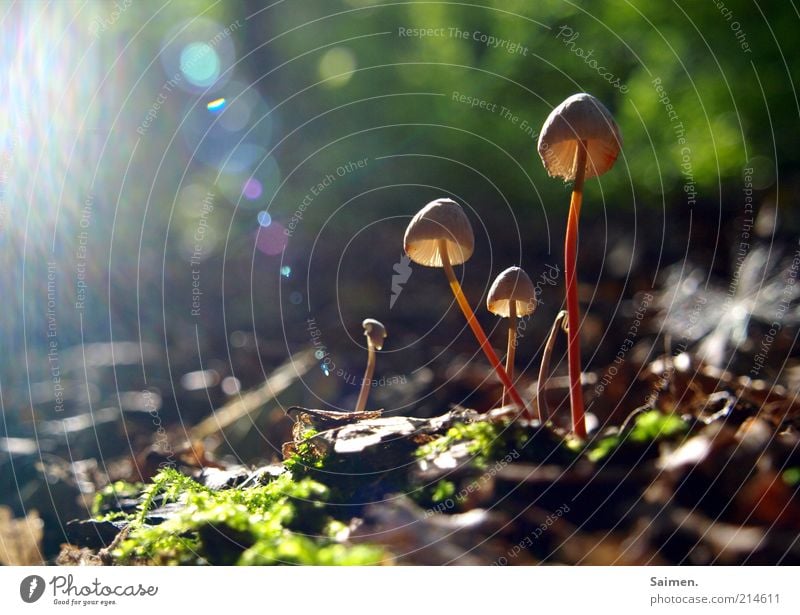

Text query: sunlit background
(2, 0), (798, 404)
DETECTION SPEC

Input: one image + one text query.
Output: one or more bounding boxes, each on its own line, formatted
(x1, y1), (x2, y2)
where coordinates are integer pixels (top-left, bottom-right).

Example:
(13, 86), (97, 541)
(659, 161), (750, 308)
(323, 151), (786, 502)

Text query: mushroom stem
(355, 341), (376, 412)
(536, 310), (567, 423)
(438, 239), (529, 416)
(565, 140), (588, 438)
(503, 302), (518, 406)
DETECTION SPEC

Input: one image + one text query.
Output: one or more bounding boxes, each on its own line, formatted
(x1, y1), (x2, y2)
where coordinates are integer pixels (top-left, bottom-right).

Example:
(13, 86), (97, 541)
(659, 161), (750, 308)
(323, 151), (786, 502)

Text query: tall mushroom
(355, 318), (387, 412)
(486, 266), (537, 411)
(538, 93), (622, 438)
(404, 198), (528, 415)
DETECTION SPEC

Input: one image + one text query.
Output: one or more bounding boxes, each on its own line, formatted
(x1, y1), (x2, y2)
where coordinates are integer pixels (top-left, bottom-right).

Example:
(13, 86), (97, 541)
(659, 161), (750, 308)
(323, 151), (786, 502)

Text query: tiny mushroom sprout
(537, 309), (567, 424)
(355, 318), (387, 412)
(538, 93), (622, 438)
(486, 266), (537, 412)
(404, 198), (529, 416)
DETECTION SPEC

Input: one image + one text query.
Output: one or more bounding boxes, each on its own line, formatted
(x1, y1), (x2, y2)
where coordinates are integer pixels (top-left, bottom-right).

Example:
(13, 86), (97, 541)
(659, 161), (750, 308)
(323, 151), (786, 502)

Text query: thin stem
(565, 140), (588, 438)
(355, 343), (375, 412)
(503, 302), (517, 407)
(438, 239), (529, 417)
(536, 310), (567, 423)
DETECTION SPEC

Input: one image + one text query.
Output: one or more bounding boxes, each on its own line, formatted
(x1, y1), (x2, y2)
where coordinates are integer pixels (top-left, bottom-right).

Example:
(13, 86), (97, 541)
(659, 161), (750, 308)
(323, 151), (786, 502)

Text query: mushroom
(486, 266), (537, 411)
(404, 198), (528, 415)
(538, 93), (621, 438)
(355, 318), (387, 412)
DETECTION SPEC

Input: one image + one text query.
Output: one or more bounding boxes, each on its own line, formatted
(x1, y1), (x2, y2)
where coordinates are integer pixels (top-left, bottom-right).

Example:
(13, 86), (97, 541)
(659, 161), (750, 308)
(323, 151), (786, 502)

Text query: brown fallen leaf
(736, 470), (800, 530)
(0, 506), (44, 565)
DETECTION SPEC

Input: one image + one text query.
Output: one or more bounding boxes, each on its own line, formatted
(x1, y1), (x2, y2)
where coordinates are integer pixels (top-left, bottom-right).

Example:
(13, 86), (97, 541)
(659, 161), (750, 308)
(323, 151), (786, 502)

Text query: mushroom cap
(486, 266), (537, 318)
(403, 198), (475, 267)
(537, 93), (622, 181)
(362, 318), (387, 350)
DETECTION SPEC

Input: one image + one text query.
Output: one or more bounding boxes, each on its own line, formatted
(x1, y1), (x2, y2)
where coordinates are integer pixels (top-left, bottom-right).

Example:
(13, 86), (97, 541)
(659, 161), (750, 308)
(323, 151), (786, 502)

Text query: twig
(190, 349), (315, 441)
(536, 310), (568, 423)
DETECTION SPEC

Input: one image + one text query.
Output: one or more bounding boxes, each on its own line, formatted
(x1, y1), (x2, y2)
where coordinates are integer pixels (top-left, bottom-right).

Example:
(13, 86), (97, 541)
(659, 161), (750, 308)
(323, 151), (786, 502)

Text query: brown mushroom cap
(486, 266), (537, 318)
(537, 93), (622, 181)
(403, 198), (475, 267)
(362, 318), (387, 350)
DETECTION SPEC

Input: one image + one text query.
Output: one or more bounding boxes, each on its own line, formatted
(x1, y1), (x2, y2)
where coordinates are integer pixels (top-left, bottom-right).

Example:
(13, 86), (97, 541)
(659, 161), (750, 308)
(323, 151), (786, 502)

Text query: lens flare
(160, 17), (237, 94)
(244, 178), (263, 200)
(256, 210), (271, 227)
(318, 47), (356, 87)
(207, 97), (226, 112)
(255, 222), (287, 255)
(180, 42), (220, 87)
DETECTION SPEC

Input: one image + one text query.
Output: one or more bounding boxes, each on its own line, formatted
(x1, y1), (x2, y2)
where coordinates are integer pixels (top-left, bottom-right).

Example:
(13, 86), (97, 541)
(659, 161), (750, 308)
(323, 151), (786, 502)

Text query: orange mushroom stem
(565, 141), (588, 437)
(537, 93), (622, 438)
(439, 241), (529, 417)
(404, 198), (531, 418)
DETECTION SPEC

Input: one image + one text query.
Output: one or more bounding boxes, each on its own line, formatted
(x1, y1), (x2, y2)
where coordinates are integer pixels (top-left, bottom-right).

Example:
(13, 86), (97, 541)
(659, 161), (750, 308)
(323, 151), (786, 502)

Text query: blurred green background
(1, 0), (797, 411)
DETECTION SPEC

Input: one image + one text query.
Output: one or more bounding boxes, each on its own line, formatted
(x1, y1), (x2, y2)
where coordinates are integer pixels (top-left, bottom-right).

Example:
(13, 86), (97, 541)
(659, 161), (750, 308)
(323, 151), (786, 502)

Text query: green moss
(240, 535), (384, 565)
(416, 421), (505, 468)
(628, 411), (688, 442)
(136, 467), (209, 524)
(430, 479), (456, 503)
(564, 435), (585, 454)
(114, 469), (385, 565)
(92, 480), (144, 518)
(417, 419), (574, 470)
(284, 428), (325, 475)
(782, 467), (800, 487)
(410, 478), (458, 510)
(587, 436), (621, 463)
(588, 410), (690, 463)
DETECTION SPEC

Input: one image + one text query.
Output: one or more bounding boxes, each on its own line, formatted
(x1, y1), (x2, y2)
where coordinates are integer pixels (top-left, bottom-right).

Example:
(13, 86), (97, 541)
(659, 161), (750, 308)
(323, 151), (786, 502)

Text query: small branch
(537, 310), (567, 423)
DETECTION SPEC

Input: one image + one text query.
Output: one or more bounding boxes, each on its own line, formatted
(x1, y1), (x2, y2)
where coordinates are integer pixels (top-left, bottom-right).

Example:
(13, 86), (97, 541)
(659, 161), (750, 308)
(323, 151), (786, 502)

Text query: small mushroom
(355, 318), (387, 412)
(404, 198), (528, 415)
(538, 93), (621, 438)
(487, 266), (537, 410)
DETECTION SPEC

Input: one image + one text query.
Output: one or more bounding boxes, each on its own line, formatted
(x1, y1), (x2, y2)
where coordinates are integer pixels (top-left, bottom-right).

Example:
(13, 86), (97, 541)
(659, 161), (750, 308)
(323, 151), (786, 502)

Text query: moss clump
(417, 421), (505, 468)
(417, 419), (574, 469)
(113, 469), (384, 565)
(92, 480), (144, 519)
(240, 535), (385, 565)
(430, 479), (457, 503)
(410, 478), (457, 510)
(283, 429), (325, 475)
(628, 411), (689, 442)
(412, 420), (574, 514)
(782, 467), (800, 487)
(588, 410), (690, 463)
(136, 468), (208, 524)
